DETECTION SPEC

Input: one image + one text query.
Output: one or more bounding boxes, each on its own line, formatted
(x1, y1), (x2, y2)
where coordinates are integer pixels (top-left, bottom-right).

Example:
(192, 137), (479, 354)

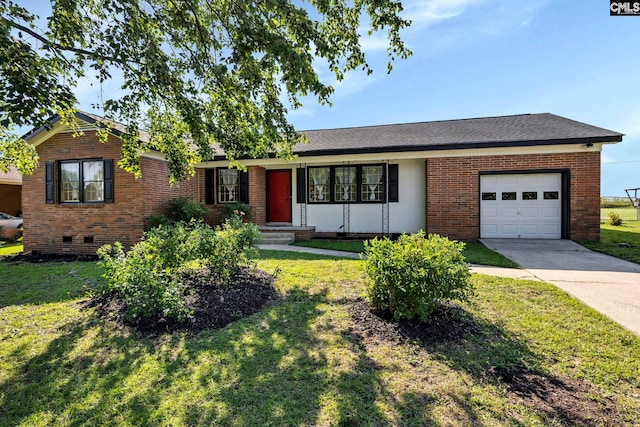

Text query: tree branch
(1, 17), (139, 67)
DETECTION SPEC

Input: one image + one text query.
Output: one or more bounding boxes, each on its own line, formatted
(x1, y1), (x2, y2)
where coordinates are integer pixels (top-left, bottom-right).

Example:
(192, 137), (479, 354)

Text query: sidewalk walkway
(257, 244), (362, 259)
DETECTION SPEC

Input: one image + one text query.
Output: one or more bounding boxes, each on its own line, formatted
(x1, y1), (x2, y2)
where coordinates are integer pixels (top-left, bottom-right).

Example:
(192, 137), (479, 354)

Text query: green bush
(145, 213), (171, 230)
(97, 219), (261, 325)
(166, 196), (208, 223)
(363, 232), (473, 321)
(220, 201), (253, 222)
(608, 211), (623, 226)
(144, 197), (209, 230)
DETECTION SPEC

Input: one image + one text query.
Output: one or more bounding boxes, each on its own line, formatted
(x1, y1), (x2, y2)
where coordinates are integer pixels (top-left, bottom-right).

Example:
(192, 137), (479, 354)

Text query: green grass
(292, 239), (365, 253)
(601, 206), (639, 222)
(1, 251), (639, 425)
(293, 239), (519, 268)
(463, 241), (519, 268)
(0, 241), (23, 256)
(583, 220), (640, 264)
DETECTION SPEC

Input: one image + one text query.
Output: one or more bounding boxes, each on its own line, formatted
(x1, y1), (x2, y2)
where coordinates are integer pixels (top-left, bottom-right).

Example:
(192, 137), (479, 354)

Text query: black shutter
(388, 164), (399, 202)
(239, 170), (249, 203)
(296, 168), (306, 203)
(103, 159), (114, 203)
(205, 169), (215, 204)
(45, 162), (55, 204)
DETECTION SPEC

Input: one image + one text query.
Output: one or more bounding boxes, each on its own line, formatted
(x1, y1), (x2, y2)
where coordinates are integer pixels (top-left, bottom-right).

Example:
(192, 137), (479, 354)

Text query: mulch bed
(1, 253), (99, 263)
(348, 299), (621, 426)
(92, 267), (280, 333)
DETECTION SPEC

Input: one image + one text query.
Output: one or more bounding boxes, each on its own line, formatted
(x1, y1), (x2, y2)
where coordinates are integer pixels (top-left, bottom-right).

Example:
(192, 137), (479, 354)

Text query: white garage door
(480, 173), (562, 239)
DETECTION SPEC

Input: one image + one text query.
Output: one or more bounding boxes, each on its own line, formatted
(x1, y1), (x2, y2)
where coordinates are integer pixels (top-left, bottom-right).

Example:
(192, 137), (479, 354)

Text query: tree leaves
(0, 0), (411, 181)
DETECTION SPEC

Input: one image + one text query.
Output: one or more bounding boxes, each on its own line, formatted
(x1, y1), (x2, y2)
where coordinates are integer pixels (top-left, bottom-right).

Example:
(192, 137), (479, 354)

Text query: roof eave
(211, 135), (623, 160)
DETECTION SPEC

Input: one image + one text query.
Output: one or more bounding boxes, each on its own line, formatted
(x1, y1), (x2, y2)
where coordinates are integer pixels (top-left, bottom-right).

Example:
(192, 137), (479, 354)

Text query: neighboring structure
(0, 168), (22, 217)
(21, 111), (622, 254)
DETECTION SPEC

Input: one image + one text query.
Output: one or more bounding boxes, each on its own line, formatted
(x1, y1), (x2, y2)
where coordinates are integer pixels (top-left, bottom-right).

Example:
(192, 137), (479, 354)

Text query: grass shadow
(348, 300), (620, 425)
(0, 261), (102, 307)
(0, 287), (413, 425)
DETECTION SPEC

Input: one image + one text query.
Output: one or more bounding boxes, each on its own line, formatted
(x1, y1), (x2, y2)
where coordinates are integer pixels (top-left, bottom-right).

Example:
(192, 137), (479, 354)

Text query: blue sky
(25, 0), (640, 196)
(284, 0), (639, 197)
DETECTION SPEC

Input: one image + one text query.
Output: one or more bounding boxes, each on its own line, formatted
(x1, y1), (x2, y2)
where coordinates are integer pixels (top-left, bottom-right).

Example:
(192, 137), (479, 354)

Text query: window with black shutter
(47, 159), (113, 204)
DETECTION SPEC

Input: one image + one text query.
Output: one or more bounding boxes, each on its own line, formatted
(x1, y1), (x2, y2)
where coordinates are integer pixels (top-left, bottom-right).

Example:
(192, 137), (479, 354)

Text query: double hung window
(309, 167), (330, 202)
(47, 159), (113, 204)
(218, 169), (240, 203)
(205, 168), (250, 205)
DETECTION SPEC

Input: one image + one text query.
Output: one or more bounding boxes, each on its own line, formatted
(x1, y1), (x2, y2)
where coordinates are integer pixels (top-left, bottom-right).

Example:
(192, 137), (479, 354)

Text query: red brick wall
(249, 166), (266, 224)
(23, 131), (198, 255)
(425, 151), (601, 241)
(201, 166), (267, 227)
(0, 184), (21, 216)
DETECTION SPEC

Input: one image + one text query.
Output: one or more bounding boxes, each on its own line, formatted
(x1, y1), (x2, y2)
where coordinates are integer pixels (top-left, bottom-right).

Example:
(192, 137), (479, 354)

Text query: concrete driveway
(481, 239), (640, 336)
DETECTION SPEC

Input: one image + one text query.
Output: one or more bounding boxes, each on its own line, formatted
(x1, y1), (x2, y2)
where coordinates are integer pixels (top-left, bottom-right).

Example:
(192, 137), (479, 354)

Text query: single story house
(21, 111), (622, 254)
(0, 168), (22, 217)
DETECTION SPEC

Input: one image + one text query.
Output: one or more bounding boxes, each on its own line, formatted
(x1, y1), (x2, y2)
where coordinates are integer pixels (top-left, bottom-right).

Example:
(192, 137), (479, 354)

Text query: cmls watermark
(611, 1), (640, 15)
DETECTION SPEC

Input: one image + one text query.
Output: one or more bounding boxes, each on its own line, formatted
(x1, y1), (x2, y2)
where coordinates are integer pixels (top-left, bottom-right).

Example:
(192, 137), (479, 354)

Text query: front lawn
(293, 239), (519, 268)
(582, 220), (640, 264)
(1, 251), (638, 425)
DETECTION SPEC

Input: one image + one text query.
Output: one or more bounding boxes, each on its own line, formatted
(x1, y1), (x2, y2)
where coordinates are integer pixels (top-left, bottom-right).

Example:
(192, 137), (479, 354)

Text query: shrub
(220, 201), (253, 222)
(145, 213), (171, 230)
(97, 219), (261, 325)
(363, 232), (473, 321)
(144, 197), (208, 230)
(608, 211), (623, 226)
(97, 241), (192, 324)
(166, 196), (208, 223)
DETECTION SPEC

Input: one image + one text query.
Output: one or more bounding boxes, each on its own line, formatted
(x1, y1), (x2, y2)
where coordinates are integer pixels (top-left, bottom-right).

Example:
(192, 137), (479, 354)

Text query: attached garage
(480, 172), (565, 239)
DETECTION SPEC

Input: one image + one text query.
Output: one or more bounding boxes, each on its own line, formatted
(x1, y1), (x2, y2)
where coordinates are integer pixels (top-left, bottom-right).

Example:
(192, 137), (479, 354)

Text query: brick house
(21, 111), (622, 254)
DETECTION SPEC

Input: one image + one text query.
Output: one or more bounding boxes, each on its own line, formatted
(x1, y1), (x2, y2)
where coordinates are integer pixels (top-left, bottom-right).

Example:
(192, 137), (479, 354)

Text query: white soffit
(197, 143), (606, 168)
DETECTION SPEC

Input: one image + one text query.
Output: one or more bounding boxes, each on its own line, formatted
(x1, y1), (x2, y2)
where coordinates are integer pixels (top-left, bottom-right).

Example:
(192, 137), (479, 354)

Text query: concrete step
(258, 232), (296, 245)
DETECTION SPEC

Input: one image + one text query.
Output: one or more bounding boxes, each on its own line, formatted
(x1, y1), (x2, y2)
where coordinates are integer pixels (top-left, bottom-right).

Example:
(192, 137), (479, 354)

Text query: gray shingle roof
(22, 110), (150, 143)
(293, 113), (623, 156)
(24, 111), (622, 158)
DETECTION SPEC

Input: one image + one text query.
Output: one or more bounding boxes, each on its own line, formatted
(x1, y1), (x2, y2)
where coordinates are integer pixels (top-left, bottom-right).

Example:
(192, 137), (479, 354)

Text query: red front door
(267, 170), (292, 223)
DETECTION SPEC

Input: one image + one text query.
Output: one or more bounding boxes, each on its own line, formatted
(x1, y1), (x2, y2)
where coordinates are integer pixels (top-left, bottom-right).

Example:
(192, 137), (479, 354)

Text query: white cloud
(398, 0), (553, 54)
(403, 0), (486, 27)
(359, 33), (391, 53)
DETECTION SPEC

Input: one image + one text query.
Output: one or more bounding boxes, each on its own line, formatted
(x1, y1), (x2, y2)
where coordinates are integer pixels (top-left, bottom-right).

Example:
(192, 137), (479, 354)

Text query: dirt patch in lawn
(93, 267), (280, 333)
(348, 299), (621, 426)
(494, 367), (620, 426)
